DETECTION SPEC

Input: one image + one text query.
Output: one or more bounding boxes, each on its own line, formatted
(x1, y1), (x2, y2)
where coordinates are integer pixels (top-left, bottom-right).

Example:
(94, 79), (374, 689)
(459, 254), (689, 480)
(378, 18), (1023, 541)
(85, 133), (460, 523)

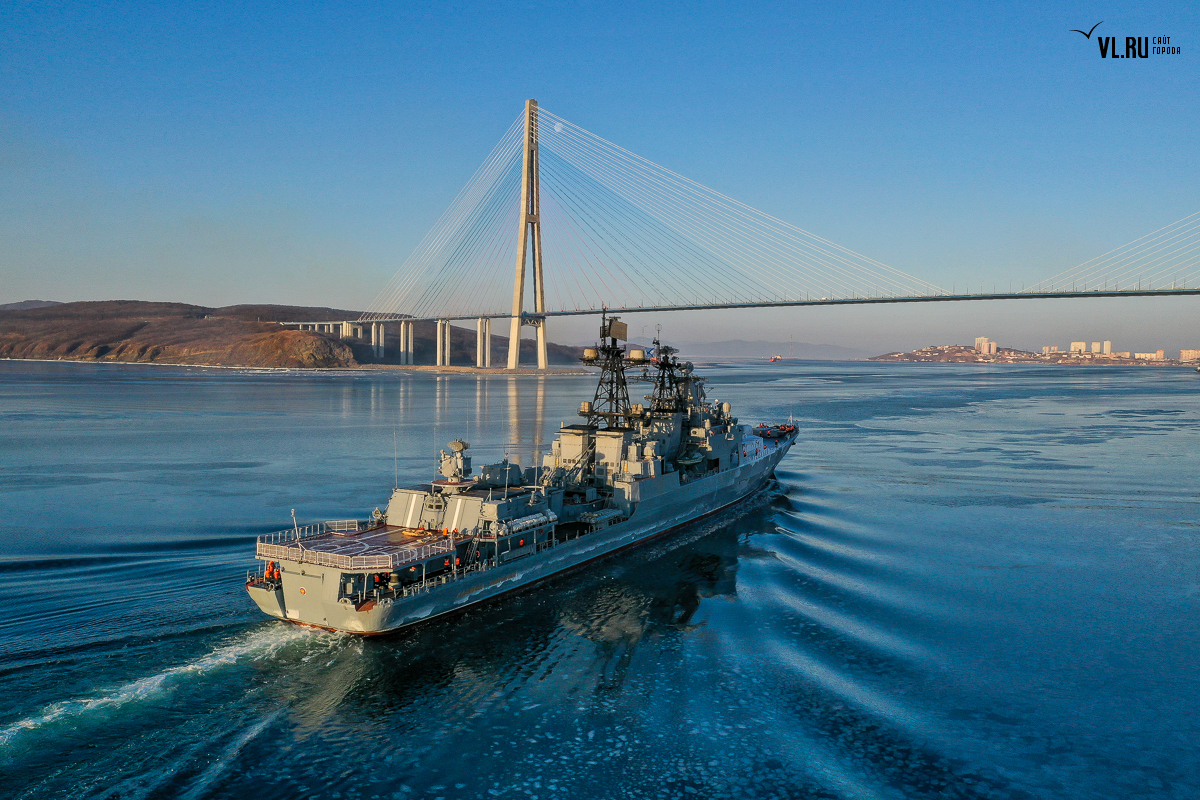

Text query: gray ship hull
(248, 440), (789, 635)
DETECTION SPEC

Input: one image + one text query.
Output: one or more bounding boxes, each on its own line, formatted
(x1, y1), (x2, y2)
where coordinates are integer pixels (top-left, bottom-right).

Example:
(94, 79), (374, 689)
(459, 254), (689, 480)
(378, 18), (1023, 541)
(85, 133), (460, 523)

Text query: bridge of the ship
(256, 522), (457, 571)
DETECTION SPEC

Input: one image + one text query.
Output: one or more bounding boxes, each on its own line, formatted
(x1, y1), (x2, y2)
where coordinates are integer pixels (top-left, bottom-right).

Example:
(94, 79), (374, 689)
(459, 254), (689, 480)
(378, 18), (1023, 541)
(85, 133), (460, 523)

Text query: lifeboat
(752, 423), (796, 439)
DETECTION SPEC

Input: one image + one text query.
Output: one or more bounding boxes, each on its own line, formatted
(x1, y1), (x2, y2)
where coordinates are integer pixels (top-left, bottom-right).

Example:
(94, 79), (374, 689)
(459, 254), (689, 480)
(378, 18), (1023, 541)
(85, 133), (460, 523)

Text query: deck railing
(256, 523), (329, 547)
(255, 539), (455, 571)
(256, 518), (375, 546)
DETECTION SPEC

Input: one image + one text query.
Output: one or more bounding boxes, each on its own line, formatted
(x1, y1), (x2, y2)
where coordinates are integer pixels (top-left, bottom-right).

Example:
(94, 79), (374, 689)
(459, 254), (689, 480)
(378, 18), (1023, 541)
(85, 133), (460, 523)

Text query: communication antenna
(393, 427), (399, 489)
(291, 508), (305, 552)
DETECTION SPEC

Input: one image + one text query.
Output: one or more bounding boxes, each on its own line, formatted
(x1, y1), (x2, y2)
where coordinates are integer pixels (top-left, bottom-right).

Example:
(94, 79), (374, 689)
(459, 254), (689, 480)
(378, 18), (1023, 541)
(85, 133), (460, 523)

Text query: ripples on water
(1, 360), (1198, 799)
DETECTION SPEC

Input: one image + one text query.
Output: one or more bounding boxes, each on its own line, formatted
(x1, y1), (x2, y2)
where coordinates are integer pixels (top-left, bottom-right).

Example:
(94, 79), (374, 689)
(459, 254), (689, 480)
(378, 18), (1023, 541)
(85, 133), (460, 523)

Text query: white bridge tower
(506, 99), (549, 370)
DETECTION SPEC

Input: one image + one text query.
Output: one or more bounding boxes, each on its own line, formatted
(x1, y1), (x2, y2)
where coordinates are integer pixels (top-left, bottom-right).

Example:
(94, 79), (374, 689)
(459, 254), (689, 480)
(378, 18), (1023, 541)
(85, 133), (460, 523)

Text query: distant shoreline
(0, 357), (590, 375)
(871, 344), (1198, 368)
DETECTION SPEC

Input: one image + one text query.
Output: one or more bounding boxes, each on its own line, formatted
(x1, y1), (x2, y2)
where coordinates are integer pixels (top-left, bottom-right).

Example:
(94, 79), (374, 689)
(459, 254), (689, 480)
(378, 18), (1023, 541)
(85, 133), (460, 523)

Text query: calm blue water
(1, 359), (1198, 800)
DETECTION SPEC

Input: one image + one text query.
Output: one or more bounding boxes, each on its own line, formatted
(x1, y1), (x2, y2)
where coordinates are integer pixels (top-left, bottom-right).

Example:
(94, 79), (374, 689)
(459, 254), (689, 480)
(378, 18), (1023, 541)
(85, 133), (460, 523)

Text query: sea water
(0, 360), (1197, 800)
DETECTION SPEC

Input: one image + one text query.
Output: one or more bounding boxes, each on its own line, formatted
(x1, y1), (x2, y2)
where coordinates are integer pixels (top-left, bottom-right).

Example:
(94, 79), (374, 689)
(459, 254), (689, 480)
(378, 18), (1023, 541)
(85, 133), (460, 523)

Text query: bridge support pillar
(506, 318), (522, 370)
(436, 320), (445, 366)
(535, 318), (547, 370)
(371, 322), (383, 359)
(406, 321), (414, 365)
(476, 318), (491, 368)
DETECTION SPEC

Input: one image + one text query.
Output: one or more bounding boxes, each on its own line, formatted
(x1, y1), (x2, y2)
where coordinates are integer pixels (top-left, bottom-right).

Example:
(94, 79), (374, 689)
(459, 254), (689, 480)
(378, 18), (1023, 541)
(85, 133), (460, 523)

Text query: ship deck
(257, 525), (458, 571)
(305, 525), (449, 557)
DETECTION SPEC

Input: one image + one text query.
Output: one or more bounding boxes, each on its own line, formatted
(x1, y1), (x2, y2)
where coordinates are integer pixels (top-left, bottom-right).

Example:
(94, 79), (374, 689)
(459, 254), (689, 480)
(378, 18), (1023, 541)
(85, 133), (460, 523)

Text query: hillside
(0, 301), (583, 368)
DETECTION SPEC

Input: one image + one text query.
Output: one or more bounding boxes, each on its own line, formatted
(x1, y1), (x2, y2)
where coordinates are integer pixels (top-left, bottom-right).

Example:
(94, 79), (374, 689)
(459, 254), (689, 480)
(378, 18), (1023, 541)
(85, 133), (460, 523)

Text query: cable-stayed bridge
(285, 100), (1200, 369)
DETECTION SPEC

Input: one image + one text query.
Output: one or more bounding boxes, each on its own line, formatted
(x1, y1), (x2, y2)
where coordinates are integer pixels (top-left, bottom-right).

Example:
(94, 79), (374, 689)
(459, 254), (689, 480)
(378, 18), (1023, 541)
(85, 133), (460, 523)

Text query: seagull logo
(1070, 21), (1103, 39)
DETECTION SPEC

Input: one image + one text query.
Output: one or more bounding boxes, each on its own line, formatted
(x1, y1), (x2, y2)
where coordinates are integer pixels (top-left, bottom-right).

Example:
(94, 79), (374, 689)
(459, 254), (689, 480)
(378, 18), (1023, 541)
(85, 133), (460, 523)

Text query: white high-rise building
(1091, 342), (1101, 354)
(1103, 341), (1112, 355)
(1070, 342), (1086, 353)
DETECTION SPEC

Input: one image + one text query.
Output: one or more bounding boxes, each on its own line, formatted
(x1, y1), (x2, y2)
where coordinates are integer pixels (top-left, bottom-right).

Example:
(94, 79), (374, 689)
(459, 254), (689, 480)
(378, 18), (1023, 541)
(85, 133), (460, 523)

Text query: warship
(246, 317), (798, 634)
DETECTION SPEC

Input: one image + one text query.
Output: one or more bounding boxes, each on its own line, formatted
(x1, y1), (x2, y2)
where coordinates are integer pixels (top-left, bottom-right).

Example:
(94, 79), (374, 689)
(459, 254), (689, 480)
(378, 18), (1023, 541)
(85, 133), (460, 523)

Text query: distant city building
(1103, 341), (1112, 355)
(1134, 351), (1165, 361)
(1182, 349), (1200, 362)
(974, 336), (997, 355)
(1091, 341), (1101, 353)
(1070, 341), (1086, 353)
(1115, 352), (1131, 358)
(1157, 349), (1165, 360)
(1042, 346), (1050, 355)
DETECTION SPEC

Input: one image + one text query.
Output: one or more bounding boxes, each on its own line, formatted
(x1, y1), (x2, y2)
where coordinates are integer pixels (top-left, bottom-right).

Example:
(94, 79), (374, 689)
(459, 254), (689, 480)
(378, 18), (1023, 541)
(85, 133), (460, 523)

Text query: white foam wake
(0, 625), (313, 748)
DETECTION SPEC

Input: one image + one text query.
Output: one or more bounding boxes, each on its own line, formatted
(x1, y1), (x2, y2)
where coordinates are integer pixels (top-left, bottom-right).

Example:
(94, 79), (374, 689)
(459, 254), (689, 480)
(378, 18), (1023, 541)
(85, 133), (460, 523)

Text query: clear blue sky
(2, 1), (1197, 353)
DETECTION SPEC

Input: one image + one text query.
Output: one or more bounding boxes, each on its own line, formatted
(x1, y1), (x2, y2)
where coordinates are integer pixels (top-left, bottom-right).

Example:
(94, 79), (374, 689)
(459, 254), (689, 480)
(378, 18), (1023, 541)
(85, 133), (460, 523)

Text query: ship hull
(250, 439), (792, 635)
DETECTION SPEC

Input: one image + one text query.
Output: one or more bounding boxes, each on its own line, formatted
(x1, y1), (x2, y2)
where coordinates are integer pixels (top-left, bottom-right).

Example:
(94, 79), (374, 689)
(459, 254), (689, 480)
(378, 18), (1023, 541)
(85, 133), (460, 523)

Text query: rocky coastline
(0, 301), (583, 369)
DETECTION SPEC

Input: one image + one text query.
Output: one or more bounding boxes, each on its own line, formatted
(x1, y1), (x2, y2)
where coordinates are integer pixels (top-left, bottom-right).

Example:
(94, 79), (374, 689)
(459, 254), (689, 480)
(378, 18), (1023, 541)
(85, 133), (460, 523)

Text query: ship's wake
(0, 624), (315, 748)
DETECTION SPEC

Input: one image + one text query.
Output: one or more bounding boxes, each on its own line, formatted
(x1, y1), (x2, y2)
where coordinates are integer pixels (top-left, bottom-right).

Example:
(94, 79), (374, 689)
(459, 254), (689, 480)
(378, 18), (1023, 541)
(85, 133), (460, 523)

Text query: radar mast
(581, 312), (631, 428)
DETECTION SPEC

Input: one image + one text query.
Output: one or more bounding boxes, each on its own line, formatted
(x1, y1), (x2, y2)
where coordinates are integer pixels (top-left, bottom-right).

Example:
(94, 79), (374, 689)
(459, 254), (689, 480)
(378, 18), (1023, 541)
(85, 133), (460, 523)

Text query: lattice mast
(583, 312), (631, 428)
(507, 99), (549, 370)
(646, 338), (686, 413)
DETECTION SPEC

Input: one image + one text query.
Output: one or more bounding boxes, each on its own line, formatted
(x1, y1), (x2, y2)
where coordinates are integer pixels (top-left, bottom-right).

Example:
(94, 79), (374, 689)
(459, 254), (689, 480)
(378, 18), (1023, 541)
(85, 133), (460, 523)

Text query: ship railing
(255, 539), (455, 571)
(256, 523), (329, 547)
(245, 568), (280, 587)
(255, 518), (375, 547)
(396, 561), (489, 597)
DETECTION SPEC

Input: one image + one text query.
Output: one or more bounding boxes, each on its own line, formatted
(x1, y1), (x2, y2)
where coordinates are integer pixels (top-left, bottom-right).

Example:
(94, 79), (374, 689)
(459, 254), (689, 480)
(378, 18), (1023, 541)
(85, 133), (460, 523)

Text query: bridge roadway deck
(280, 288), (1200, 326)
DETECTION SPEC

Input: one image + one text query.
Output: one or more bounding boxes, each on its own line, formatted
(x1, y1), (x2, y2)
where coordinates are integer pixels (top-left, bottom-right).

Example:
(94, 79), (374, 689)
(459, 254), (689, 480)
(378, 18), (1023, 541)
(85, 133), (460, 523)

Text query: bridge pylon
(507, 99), (549, 370)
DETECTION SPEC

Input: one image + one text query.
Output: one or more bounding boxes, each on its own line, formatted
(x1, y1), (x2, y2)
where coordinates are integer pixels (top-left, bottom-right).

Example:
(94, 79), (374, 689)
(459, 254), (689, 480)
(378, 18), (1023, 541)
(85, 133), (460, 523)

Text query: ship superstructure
(246, 317), (797, 634)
